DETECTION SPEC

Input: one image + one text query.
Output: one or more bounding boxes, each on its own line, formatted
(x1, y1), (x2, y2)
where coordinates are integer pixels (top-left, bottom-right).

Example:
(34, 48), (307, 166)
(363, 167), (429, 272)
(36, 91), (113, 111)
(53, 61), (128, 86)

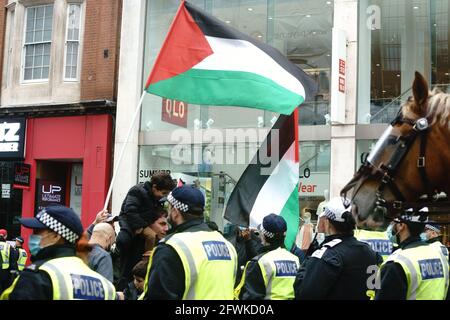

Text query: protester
(88, 223), (116, 282)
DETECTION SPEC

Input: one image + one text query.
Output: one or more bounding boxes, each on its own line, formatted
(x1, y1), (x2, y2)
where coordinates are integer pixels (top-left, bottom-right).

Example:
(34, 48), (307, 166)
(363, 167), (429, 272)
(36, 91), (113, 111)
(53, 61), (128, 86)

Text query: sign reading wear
(35, 179), (66, 213)
(71, 274), (105, 300)
(13, 163), (31, 189)
(161, 99), (188, 127)
(202, 241), (231, 260)
(0, 118), (26, 159)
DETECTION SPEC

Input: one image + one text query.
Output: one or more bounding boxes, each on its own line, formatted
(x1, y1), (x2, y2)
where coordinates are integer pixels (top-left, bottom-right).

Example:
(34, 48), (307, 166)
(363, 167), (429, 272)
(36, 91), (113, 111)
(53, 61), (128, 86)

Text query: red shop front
(20, 114), (112, 245)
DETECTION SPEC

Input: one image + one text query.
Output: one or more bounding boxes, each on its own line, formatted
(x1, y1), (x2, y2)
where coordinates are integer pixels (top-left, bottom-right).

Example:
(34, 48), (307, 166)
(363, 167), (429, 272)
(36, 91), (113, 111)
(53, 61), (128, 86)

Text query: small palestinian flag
(224, 111), (299, 249)
(145, 1), (316, 115)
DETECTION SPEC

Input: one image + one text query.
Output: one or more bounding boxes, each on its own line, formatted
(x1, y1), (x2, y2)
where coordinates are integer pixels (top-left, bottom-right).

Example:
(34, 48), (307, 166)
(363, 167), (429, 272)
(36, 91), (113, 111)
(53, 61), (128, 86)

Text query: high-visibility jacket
(0, 241), (11, 269)
(354, 229), (393, 261)
(164, 230), (237, 300)
(379, 244), (449, 300)
(2, 256), (116, 300)
(429, 241), (449, 262)
(16, 248), (28, 271)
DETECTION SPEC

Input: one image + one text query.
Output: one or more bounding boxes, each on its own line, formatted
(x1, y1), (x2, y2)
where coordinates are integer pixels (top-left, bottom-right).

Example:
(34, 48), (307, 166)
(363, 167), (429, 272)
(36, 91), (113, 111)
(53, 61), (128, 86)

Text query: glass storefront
(299, 141), (330, 222)
(358, 0), (450, 124)
(0, 162), (23, 238)
(141, 0), (334, 131)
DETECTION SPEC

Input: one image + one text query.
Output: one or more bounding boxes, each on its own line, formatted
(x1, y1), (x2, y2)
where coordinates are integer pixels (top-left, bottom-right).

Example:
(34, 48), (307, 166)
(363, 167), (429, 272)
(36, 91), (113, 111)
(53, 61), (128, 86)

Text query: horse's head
(343, 71), (450, 229)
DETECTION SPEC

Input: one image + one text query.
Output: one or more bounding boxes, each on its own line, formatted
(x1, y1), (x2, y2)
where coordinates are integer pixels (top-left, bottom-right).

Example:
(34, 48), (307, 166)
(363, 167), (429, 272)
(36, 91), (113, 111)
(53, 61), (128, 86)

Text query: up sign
(161, 98), (188, 128)
(0, 118), (26, 159)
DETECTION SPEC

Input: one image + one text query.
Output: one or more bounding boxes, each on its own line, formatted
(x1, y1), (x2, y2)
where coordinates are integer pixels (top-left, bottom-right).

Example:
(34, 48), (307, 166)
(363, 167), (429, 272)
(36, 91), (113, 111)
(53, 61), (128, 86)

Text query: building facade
(115, 0), (449, 243)
(0, 0), (122, 242)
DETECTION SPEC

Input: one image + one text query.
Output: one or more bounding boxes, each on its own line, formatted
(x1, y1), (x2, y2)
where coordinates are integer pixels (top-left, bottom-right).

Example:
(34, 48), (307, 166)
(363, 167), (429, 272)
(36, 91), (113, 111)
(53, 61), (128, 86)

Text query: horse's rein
(342, 114), (450, 218)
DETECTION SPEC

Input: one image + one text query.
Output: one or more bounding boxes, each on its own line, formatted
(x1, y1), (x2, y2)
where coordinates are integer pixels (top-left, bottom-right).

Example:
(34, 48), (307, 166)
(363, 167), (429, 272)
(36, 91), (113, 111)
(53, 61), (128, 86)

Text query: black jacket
(294, 234), (382, 300)
(375, 236), (450, 300)
(7, 244), (76, 300)
(116, 181), (163, 290)
(143, 218), (214, 300)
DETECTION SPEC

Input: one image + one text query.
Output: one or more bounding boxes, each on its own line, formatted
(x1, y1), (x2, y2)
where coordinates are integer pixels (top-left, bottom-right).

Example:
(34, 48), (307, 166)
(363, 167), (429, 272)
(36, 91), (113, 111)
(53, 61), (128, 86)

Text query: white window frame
(63, 3), (82, 82)
(21, 4), (54, 84)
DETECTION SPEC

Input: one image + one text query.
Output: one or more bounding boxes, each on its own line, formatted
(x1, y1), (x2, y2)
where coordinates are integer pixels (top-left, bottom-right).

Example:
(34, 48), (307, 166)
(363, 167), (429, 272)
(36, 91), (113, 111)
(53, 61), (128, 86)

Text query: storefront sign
(161, 99), (188, 127)
(138, 169), (172, 182)
(0, 118), (26, 159)
(299, 171), (330, 196)
(36, 180), (66, 213)
(330, 28), (347, 124)
(13, 163), (31, 189)
(1, 184), (11, 199)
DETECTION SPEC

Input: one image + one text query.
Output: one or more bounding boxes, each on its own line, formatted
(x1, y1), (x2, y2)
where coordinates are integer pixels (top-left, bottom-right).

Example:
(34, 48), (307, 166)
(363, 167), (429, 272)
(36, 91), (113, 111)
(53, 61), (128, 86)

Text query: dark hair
(150, 173), (175, 191)
(132, 260), (148, 279)
(149, 207), (168, 225)
(264, 233), (285, 247)
(405, 222), (426, 237)
(328, 211), (356, 235)
(182, 206), (204, 220)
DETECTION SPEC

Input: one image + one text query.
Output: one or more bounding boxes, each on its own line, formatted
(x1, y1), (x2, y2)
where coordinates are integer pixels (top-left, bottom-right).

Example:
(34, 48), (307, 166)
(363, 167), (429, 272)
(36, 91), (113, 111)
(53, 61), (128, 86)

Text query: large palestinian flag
(224, 111), (299, 249)
(145, 1), (316, 115)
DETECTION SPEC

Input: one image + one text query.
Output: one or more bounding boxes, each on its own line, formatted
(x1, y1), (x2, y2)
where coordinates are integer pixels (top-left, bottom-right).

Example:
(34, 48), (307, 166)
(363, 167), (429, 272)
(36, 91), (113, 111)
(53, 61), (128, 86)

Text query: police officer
(13, 236), (28, 272)
(142, 185), (237, 300)
(1, 205), (116, 300)
(354, 227), (393, 261)
(0, 229), (18, 294)
(294, 197), (382, 300)
(375, 213), (450, 300)
(423, 223), (449, 262)
(235, 214), (300, 300)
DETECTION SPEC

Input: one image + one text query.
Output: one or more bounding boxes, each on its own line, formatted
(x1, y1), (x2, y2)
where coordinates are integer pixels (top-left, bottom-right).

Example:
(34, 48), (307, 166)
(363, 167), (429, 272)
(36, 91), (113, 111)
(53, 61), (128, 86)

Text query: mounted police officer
(375, 212), (449, 300)
(1, 205), (116, 300)
(235, 214), (299, 300)
(13, 236), (28, 272)
(294, 197), (382, 300)
(141, 185), (237, 300)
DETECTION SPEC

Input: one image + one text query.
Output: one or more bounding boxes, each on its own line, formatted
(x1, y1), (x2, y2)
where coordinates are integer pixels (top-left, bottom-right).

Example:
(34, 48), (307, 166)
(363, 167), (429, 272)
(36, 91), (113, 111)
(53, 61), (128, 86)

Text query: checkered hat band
(425, 224), (440, 233)
(261, 226), (275, 239)
(37, 210), (79, 244)
(324, 208), (346, 223)
(167, 193), (189, 213)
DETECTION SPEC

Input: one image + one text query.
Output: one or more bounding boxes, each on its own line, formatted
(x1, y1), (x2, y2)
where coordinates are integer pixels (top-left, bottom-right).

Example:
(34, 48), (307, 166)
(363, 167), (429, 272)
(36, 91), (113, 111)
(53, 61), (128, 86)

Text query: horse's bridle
(341, 113), (444, 218)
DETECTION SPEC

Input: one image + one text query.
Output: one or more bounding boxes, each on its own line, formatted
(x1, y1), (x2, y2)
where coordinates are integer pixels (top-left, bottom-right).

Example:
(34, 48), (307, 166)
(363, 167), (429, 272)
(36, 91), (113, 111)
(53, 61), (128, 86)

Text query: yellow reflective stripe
(169, 236), (198, 300)
(396, 255), (418, 300)
(0, 275), (20, 300)
(437, 249), (450, 292)
(0, 242), (10, 269)
(234, 261), (251, 300)
(41, 262), (71, 300)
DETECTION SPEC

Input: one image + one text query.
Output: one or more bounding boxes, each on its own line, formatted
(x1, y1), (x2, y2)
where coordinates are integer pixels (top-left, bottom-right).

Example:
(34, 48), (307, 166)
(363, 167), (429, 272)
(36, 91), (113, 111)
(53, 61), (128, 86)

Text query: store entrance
(0, 161), (23, 238)
(35, 161), (83, 217)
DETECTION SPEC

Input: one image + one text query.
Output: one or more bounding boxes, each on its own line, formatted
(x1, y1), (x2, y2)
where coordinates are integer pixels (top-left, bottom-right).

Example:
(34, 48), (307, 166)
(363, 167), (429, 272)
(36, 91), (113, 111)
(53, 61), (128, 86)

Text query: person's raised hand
(94, 209), (109, 225)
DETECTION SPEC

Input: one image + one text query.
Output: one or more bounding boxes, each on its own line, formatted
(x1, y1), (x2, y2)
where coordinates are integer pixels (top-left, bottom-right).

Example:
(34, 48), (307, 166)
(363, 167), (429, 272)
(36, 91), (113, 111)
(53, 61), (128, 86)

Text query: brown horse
(342, 72), (450, 229)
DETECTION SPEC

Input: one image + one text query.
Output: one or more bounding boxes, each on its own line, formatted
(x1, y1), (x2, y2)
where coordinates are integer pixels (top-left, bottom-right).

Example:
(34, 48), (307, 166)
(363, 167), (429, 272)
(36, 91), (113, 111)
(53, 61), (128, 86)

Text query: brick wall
(80, 0), (122, 101)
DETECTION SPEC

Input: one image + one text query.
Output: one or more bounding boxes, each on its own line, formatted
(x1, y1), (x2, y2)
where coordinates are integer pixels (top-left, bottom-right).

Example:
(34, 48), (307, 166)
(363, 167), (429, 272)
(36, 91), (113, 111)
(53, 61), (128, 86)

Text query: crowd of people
(0, 172), (448, 300)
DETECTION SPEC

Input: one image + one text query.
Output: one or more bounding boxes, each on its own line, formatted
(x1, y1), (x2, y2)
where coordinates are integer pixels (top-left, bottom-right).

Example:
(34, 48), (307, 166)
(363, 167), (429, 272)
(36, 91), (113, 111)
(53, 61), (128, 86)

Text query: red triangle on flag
(145, 1), (213, 88)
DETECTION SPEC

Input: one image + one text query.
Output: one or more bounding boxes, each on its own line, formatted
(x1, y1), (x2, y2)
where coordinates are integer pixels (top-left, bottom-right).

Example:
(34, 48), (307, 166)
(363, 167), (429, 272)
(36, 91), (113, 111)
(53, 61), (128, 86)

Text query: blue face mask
(420, 233), (427, 242)
(28, 234), (42, 256)
(386, 224), (398, 244)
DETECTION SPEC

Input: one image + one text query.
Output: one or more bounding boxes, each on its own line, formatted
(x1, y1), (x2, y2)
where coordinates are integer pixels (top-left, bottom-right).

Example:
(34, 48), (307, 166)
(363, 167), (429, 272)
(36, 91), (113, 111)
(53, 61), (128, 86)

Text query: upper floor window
(64, 4), (81, 81)
(23, 4), (53, 81)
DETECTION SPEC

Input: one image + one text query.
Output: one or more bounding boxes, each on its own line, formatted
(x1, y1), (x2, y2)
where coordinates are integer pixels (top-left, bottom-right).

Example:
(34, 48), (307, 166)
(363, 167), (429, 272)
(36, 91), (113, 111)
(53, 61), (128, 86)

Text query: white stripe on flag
(249, 142), (299, 228)
(193, 36), (306, 99)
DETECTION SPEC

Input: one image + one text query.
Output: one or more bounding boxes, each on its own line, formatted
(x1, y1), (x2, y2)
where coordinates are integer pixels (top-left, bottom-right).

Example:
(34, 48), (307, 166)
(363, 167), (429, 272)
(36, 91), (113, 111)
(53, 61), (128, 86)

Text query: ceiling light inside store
(413, 6), (419, 10)
(247, 7), (253, 11)
(326, 1), (332, 4)
(225, 20), (231, 24)
(257, 35), (262, 38)
(397, 74), (401, 77)
(306, 14), (311, 18)
(445, 73), (449, 76)
(268, 17), (273, 20)
(376, 64), (380, 67)
(382, 90), (386, 93)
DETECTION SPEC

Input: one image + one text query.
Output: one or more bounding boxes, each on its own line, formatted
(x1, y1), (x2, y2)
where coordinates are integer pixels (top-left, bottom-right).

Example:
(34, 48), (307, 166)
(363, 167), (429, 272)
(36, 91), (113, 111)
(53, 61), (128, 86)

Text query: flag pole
(103, 90), (147, 211)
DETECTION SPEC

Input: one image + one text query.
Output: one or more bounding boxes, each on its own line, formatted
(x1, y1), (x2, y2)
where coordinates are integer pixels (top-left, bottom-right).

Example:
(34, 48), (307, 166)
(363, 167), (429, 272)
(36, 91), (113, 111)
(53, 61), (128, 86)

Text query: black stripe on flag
(184, 1), (318, 102)
(223, 113), (296, 227)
